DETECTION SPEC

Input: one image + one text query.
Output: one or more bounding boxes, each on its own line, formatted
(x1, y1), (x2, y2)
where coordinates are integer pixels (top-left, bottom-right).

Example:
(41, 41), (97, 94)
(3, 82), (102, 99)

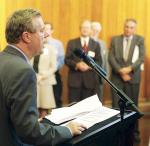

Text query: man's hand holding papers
(65, 121), (87, 136)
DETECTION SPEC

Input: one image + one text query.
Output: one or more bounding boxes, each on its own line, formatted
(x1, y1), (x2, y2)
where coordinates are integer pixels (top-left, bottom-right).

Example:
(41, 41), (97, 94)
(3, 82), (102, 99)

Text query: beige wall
(1, 0), (150, 103)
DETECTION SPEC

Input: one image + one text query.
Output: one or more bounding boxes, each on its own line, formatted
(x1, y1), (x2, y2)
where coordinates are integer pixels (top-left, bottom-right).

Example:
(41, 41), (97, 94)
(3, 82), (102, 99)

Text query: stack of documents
(45, 95), (120, 128)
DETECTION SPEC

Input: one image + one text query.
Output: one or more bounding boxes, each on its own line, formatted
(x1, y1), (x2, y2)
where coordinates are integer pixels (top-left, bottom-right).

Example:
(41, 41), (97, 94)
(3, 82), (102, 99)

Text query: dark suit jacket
(65, 37), (102, 89)
(0, 46), (72, 146)
(109, 34), (145, 84)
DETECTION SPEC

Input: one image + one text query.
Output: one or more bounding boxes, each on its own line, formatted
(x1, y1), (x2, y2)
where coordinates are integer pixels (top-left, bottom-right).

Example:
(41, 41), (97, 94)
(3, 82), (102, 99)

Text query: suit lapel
(88, 38), (94, 52)
(88, 38), (92, 51)
(76, 38), (82, 49)
(118, 35), (124, 60)
(127, 35), (137, 62)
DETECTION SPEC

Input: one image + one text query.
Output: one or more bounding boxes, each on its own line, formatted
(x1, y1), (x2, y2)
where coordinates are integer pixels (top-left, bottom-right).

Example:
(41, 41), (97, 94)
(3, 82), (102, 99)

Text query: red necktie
(83, 40), (88, 53)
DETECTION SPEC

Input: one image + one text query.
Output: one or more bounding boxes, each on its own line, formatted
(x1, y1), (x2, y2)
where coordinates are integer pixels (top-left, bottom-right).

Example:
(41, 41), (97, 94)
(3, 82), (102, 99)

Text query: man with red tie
(65, 20), (102, 103)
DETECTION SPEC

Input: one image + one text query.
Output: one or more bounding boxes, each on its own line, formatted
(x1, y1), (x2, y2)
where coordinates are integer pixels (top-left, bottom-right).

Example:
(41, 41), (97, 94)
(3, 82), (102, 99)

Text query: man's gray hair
(91, 22), (102, 32)
(5, 8), (41, 44)
(125, 18), (137, 24)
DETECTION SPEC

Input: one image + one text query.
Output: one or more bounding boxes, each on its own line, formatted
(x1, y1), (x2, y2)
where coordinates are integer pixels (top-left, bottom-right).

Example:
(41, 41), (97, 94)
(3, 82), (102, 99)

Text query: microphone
(74, 48), (107, 77)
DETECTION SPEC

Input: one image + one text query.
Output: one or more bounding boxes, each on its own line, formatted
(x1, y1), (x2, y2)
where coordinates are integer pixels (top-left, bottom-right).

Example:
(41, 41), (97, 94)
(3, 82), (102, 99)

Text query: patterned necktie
(123, 38), (131, 61)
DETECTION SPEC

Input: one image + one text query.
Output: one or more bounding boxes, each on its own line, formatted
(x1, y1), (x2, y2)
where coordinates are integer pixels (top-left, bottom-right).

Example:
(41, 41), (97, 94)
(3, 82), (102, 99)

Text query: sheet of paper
(45, 94), (120, 127)
(73, 107), (120, 128)
(45, 94), (102, 124)
(132, 45), (139, 63)
(62, 107), (120, 128)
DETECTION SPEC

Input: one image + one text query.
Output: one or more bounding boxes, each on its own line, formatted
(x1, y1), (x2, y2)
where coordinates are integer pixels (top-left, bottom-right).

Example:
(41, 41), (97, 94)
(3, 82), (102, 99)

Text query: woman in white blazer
(37, 42), (57, 117)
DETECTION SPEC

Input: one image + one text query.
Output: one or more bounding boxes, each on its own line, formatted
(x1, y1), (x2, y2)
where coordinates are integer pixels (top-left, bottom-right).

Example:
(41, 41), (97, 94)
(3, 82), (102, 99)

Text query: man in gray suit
(109, 18), (145, 142)
(0, 9), (86, 146)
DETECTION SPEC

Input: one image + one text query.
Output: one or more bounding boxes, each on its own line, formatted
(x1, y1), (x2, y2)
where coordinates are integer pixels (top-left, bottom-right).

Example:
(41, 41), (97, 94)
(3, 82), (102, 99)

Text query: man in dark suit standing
(65, 20), (102, 103)
(0, 9), (86, 146)
(109, 18), (145, 142)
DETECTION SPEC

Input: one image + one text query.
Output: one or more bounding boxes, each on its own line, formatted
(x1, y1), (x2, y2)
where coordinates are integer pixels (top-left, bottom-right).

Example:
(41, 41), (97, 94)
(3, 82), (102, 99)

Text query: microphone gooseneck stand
(74, 48), (143, 121)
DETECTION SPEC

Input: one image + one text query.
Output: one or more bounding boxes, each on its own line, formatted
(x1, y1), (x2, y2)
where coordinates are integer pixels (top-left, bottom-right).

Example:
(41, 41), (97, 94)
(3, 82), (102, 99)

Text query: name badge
(88, 51), (95, 58)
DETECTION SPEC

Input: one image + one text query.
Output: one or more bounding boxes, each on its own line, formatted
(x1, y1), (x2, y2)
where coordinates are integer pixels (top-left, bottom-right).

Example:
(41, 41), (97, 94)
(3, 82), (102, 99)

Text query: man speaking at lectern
(0, 9), (86, 146)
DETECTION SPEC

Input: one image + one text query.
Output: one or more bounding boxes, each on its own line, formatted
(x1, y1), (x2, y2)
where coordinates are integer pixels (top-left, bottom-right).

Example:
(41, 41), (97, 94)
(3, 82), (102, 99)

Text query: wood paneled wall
(1, 0), (150, 103)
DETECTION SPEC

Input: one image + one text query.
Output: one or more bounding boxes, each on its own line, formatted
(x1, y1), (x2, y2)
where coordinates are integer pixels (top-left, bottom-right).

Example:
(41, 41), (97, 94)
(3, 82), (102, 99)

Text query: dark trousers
(53, 71), (62, 107)
(69, 86), (97, 103)
(111, 82), (140, 108)
(111, 82), (140, 137)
